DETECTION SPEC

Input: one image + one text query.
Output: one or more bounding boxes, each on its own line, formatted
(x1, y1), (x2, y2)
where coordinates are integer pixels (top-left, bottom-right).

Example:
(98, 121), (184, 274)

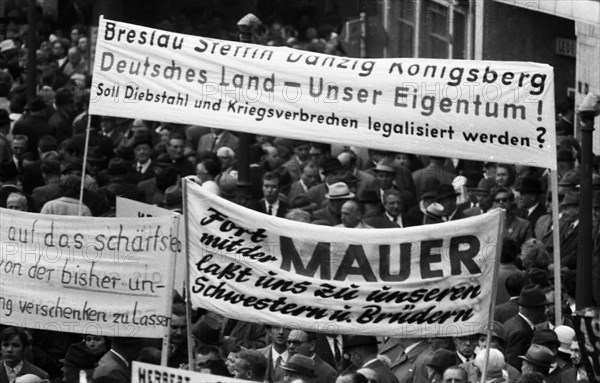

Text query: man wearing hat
(503, 284), (551, 370)
(516, 177), (546, 229)
(558, 191), (579, 269)
(12, 98), (54, 159)
(531, 330), (565, 383)
(343, 335), (398, 383)
(101, 157), (144, 202)
(425, 349), (457, 382)
(281, 354), (318, 383)
(337, 150), (379, 204)
(61, 343), (97, 383)
(132, 134), (156, 182)
(285, 330), (337, 383)
(423, 183), (470, 224)
(305, 158), (350, 209)
(237, 13), (268, 45)
(519, 344), (554, 377)
(311, 182), (354, 226)
(552, 326), (575, 374)
(372, 159), (415, 207)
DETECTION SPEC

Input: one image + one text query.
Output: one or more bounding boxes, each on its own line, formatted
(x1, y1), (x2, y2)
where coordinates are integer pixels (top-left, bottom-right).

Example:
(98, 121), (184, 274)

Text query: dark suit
(518, 203), (547, 230)
(313, 355), (338, 383)
(503, 314), (534, 370)
(364, 358), (399, 383)
(257, 198), (289, 218)
(257, 345), (286, 383)
(0, 360), (49, 383)
(197, 131), (238, 153)
(390, 340), (432, 383)
(494, 298), (519, 324)
(93, 350), (130, 383)
(365, 212), (417, 228)
(311, 207), (340, 226)
(559, 219), (579, 269)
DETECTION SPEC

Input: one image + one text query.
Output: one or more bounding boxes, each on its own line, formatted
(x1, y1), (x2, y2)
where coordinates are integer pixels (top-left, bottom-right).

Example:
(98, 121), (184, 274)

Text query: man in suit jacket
(494, 271), (531, 323)
(366, 189), (417, 228)
(286, 330), (338, 383)
(93, 337), (146, 383)
(388, 339), (433, 383)
(197, 128), (238, 154)
(344, 336), (398, 383)
(256, 171), (289, 217)
(256, 326), (290, 383)
(503, 284), (551, 370)
(558, 191), (579, 269)
(516, 177), (546, 229)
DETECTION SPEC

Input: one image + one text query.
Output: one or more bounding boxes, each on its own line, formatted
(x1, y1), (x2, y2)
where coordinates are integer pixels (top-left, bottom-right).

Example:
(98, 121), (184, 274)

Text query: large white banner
(90, 18), (556, 169)
(185, 180), (503, 337)
(0, 209), (176, 338)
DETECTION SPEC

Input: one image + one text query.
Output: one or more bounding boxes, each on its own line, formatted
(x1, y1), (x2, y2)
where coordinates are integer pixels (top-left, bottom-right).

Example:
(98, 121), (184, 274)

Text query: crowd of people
(0, 4), (599, 383)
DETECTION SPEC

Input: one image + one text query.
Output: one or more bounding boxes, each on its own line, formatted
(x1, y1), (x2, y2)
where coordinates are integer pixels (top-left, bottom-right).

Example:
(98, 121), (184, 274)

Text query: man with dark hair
(344, 336), (397, 383)
(495, 271), (531, 323)
(496, 238), (520, 305)
(0, 327), (49, 382)
(93, 337), (147, 383)
(49, 87), (76, 143)
(167, 303), (188, 368)
(288, 161), (320, 201)
(282, 140), (311, 182)
(257, 326), (290, 383)
(31, 160), (61, 211)
(441, 366), (468, 383)
(167, 134), (195, 176)
(366, 189), (417, 228)
(257, 171), (288, 217)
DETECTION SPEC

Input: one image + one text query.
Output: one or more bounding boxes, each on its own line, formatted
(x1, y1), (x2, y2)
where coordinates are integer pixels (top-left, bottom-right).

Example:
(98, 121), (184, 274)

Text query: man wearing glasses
(286, 330), (338, 383)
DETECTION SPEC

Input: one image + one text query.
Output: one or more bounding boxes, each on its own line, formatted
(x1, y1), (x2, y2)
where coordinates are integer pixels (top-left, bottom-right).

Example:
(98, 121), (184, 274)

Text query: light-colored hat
(15, 375), (44, 383)
(325, 182), (355, 199)
(0, 39), (16, 53)
(554, 325), (575, 355)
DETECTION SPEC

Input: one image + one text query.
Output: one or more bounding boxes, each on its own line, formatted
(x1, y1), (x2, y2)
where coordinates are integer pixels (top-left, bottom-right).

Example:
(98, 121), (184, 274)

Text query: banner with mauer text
(89, 18), (556, 169)
(0, 209), (177, 338)
(185, 180), (503, 337)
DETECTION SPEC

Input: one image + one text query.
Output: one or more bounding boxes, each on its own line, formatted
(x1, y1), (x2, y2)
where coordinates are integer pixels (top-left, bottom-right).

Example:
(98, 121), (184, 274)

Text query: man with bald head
(336, 200), (372, 228)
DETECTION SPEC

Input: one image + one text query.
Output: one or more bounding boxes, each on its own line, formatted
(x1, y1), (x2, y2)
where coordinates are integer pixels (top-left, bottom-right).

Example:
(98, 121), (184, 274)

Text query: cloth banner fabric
(89, 18), (556, 169)
(0, 209), (177, 338)
(185, 180), (503, 337)
(116, 196), (185, 292)
(132, 361), (248, 383)
(573, 313), (600, 382)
